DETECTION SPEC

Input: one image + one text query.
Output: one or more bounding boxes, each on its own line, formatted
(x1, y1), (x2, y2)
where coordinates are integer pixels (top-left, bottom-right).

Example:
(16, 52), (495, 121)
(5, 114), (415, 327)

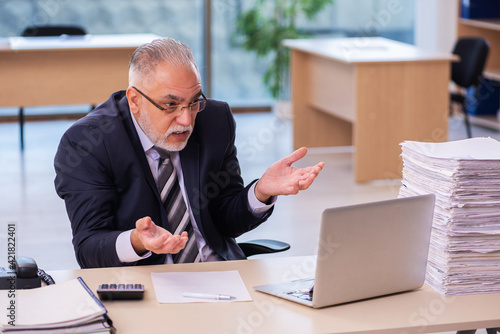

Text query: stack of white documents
(399, 137), (500, 295)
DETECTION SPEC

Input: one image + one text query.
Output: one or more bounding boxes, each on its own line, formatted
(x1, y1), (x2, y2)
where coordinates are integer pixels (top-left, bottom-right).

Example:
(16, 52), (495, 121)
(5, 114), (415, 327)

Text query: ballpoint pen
(182, 292), (235, 300)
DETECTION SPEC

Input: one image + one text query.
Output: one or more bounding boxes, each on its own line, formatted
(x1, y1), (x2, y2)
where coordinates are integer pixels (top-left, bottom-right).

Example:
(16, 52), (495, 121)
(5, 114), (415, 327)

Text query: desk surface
(283, 37), (457, 64)
(49, 256), (500, 334)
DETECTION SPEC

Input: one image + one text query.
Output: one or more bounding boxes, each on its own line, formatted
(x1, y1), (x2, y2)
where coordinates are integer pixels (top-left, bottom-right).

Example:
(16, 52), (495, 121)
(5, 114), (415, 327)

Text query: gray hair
(128, 37), (198, 87)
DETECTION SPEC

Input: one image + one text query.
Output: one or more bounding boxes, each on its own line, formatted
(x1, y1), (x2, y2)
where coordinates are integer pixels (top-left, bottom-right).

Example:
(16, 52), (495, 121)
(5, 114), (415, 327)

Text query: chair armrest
(238, 239), (290, 257)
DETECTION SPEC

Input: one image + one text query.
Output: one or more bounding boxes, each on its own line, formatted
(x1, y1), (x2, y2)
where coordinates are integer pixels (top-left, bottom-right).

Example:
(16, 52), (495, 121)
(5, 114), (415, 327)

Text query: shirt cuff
(248, 182), (276, 215)
(116, 229), (152, 263)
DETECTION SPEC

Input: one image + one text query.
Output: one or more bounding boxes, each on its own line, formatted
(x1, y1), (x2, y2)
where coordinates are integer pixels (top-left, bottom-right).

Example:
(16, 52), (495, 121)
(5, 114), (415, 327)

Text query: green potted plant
(235, 0), (334, 102)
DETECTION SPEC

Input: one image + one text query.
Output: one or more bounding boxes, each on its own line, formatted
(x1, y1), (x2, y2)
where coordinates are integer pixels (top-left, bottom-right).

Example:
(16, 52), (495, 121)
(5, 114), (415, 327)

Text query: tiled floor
(0, 112), (498, 334)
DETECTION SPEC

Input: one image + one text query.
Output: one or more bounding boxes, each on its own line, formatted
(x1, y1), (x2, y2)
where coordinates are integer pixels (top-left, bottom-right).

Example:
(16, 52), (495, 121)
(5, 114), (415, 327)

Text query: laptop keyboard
(286, 289), (313, 301)
(285, 278), (315, 301)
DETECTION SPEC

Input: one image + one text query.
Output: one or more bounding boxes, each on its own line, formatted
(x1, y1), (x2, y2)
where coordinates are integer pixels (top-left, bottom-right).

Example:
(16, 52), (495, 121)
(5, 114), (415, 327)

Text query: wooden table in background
(0, 34), (160, 108)
(284, 37), (456, 182)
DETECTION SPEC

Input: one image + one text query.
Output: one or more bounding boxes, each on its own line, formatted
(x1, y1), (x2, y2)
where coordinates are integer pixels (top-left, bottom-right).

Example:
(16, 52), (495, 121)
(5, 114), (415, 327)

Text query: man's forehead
(147, 62), (202, 99)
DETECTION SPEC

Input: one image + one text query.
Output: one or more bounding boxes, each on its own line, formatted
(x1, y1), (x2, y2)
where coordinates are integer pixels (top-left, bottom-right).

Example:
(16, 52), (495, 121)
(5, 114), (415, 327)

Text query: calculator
(97, 283), (145, 300)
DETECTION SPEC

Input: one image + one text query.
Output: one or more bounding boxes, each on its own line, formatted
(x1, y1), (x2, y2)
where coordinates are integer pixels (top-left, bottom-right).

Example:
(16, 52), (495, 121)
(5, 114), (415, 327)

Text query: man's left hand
(254, 147), (325, 203)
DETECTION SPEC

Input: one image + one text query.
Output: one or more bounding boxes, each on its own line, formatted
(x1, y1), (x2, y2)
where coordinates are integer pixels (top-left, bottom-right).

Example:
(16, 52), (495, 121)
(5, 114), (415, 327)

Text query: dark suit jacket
(54, 91), (272, 268)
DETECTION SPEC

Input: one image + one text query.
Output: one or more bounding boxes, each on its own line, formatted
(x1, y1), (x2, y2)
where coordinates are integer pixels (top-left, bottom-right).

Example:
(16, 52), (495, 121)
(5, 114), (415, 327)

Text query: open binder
(1, 277), (114, 333)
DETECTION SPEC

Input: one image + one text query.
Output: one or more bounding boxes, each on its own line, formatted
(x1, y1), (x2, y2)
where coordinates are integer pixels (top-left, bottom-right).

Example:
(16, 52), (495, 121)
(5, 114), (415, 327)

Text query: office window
(331, 0), (415, 43)
(210, 0), (415, 106)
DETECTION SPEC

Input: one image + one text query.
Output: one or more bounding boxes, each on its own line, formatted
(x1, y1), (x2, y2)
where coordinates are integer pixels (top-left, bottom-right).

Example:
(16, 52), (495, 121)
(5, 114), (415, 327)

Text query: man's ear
(126, 87), (141, 114)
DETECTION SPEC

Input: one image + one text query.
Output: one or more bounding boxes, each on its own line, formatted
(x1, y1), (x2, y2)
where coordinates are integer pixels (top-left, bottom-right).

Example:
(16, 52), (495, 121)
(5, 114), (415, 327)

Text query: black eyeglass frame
(132, 86), (207, 115)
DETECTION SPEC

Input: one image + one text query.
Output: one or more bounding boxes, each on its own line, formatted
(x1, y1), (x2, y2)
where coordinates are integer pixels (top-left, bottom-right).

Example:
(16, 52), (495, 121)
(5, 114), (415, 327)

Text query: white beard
(137, 109), (193, 152)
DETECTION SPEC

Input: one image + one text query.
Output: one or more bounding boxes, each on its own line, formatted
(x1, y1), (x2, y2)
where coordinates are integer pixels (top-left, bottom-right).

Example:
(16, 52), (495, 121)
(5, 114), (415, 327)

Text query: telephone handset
(0, 256), (55, 289)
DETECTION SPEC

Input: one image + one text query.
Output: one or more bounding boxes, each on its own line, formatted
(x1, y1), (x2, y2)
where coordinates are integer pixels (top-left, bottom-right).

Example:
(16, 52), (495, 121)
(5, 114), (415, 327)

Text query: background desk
(50, 256), (500, 334)
(0, 34), (159, 107)
(284, 37), (456, 182)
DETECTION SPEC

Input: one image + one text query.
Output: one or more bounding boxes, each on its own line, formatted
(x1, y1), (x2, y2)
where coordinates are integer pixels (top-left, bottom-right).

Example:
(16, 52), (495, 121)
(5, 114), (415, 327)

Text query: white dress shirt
(115, 111), (275, 264)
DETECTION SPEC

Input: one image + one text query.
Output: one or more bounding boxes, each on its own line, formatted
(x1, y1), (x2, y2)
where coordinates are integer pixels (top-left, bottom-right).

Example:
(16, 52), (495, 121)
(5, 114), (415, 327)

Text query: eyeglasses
(132, 86), (207, 116)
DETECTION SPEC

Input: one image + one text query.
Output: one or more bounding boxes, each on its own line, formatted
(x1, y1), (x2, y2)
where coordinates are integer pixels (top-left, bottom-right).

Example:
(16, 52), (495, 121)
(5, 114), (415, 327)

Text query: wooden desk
(0, 34), (160, 107)
(283, 37), (456, 182)
(50, 256), (500, 334)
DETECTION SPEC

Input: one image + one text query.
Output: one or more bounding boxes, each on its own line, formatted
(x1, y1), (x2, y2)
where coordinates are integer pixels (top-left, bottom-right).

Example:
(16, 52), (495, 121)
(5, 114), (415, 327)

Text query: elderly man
(54, 37), (324, 268)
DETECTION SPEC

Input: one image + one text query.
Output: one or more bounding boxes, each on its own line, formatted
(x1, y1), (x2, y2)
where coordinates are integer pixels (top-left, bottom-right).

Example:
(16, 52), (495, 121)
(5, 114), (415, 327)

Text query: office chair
(238, 239), (290, 257)
(22, 25), (86, 37)
(450, 37), (490, 139)
(17, 25), (87, 150)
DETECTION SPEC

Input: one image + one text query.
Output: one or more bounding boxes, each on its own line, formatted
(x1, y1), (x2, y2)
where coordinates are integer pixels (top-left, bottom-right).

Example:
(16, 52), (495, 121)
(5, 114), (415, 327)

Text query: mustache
(165, 125), (193, 137)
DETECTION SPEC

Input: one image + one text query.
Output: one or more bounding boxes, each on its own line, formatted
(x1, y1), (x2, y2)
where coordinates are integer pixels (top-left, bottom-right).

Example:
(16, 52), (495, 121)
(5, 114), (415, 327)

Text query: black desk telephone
(0, 256), (55, 289)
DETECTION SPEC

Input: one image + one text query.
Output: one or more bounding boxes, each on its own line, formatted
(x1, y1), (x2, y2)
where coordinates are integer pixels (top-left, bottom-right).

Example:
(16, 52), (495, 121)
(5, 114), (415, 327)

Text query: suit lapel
(118, 96), (160, 202)
(180, 141), (204, 235)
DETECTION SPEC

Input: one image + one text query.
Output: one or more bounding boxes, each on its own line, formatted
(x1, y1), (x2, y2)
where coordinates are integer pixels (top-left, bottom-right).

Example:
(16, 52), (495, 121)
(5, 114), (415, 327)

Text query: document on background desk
(151, 270), (252, 303)
(8, 34), (160, 50)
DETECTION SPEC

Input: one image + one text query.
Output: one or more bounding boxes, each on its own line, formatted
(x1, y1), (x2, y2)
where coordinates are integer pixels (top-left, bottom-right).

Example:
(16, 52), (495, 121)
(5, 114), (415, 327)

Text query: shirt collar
(129, 109), (155, 154)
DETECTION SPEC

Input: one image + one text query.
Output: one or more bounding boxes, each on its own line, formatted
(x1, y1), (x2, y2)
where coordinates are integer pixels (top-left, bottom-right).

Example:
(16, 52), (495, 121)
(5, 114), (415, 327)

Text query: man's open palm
(255, 147), (325, 203)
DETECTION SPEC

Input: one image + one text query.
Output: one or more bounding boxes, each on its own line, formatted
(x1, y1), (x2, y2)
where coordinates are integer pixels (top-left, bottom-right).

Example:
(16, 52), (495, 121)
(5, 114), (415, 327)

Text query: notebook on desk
(254, 194), (436, 308)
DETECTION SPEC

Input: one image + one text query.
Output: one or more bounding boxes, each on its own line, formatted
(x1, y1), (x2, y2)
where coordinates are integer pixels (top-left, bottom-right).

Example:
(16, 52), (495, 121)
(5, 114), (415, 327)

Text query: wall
(414, 0), (458, 53)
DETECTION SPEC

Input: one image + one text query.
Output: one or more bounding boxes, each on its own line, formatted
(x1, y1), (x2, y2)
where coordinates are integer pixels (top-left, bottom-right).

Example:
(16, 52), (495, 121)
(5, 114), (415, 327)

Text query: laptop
(254, 194), (435, 308)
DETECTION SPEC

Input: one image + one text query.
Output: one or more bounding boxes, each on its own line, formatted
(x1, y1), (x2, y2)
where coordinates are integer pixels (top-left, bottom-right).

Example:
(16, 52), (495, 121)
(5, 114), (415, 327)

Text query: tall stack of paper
(399, 137), (500, 296)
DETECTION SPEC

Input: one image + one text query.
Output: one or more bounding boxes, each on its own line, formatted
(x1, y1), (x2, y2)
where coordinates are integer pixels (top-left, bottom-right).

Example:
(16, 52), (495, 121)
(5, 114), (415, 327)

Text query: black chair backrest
(451, 37), (490, 88)
(22, 25), (86, 37)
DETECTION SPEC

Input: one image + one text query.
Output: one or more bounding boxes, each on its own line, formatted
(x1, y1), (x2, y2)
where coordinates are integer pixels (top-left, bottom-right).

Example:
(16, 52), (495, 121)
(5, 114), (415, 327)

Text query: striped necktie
(156, 148), (200, 263)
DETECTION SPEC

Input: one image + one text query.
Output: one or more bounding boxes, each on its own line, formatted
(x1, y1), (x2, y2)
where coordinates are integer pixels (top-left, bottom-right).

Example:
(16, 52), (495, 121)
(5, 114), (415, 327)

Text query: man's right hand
(131, 217), (188, 256)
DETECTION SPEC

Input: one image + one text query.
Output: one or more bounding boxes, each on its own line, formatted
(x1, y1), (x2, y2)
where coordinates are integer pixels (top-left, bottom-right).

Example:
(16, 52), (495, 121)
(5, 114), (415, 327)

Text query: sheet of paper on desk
(151, 270), (252, 303)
